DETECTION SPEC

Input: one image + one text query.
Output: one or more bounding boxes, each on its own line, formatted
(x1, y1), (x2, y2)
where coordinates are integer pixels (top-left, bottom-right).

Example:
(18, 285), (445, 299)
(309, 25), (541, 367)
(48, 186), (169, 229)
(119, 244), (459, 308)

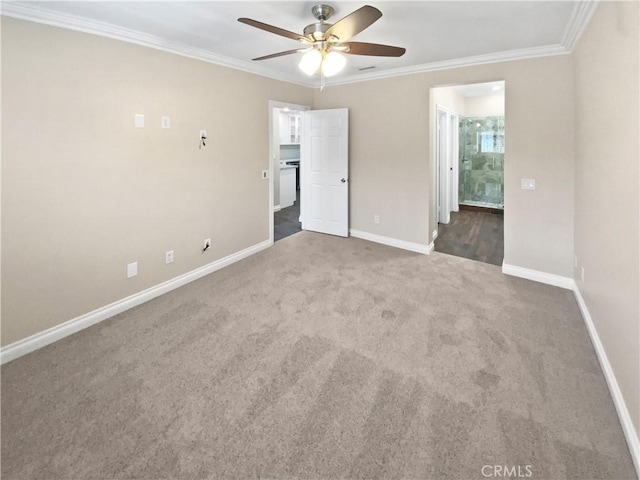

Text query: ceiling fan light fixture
(299, 49), (322, 75)
(322, 51), (346, 77)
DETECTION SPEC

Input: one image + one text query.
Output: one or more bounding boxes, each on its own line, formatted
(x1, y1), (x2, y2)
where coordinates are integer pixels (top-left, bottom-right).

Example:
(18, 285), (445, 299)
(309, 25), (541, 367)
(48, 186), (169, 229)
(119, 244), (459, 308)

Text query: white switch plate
(165, 250), (174, 264)
(127, 262), (138, 278)
(262, 170), (269, 179)
(134, 114), (144, 128)
(373, 214), (380, 224)
(200, 130), (207, 139)
(161, 116), (170, 129)
(521, 178), (536, 190)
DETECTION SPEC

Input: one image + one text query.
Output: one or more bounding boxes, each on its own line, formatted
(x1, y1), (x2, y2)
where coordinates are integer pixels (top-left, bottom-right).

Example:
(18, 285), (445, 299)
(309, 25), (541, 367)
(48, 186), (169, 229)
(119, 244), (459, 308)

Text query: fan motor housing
(303, 22), (332, 41)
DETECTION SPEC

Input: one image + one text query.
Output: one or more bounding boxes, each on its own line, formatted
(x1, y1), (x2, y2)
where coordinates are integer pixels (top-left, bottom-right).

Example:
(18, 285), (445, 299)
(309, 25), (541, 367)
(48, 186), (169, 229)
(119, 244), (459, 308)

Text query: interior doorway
(269, 101), (309, 243)
(430, 81), (505, 265)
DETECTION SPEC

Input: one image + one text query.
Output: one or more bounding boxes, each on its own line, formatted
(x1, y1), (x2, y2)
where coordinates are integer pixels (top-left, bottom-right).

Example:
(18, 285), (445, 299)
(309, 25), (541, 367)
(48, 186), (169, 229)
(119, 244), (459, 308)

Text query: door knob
(341, 178), (347, 183)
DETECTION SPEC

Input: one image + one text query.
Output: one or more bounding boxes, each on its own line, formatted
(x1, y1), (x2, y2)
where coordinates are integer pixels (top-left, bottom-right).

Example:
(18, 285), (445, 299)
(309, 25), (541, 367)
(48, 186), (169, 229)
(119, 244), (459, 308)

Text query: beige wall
(573, 2), (640, 434)
(432, 88), (505, 118)
(432, 86), (465, 116)
(314, 56), (575, 277)
(1, 18), (313, 346)
(464, 93), (505, 117)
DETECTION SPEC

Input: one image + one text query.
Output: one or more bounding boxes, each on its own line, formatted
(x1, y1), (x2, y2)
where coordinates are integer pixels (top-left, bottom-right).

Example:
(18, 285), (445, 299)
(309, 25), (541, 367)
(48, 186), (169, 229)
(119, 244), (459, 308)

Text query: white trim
(320, 45), (568, 88)
(573, 286), (640, 477)
(432, 229), (439, 241)
(1, 2), (587, 90)
(501, 262), (574, 290)
(0, 239), (272, 365)
(0, 2), (310, 88)
(273, 205), (281, 212)
(500, 261), (639, 476)
(350, 229), (431, 255)
(561, 1), (599, 51)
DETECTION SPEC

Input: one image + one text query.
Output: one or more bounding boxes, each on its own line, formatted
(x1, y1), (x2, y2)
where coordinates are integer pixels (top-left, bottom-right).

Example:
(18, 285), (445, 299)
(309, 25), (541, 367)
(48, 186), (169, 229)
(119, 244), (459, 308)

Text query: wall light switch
(127, 262), (138, 278)
(521, 178), (536, 190)
(262, 170), (269, 179)
(134, 114), (144, 128)
(161, 116), (170, 129)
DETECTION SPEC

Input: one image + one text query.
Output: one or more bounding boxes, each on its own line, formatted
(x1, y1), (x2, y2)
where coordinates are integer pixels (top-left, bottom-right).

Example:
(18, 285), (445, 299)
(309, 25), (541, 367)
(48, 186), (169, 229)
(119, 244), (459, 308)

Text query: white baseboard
(349, 229), (431, 255)
(503, 261), (639, 476)
(432, 229), (438, 241)
(573, 286), (640, 477)
(502, 262), (574, 290)
(0, 239), (272, 365)
(273, 205), (281, 212)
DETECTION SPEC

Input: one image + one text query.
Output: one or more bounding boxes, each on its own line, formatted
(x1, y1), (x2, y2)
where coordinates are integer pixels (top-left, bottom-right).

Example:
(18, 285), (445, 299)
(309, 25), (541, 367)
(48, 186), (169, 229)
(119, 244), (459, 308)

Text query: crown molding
(0, 1), (314, 88)
(316, 44), (569, 88)
(561, 0), (599, 51)
(2, 1), (596, 90)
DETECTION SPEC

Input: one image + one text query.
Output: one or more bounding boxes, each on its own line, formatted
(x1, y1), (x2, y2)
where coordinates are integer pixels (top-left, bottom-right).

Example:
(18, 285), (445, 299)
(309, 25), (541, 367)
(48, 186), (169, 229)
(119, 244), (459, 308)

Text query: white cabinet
(280, 167), (296, 208)
(279, 113), (300, 144)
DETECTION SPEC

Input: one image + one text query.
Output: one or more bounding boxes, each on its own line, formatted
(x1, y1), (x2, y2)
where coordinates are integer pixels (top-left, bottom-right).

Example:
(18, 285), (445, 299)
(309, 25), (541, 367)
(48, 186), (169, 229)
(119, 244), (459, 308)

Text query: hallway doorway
(431, 80), (505, 265)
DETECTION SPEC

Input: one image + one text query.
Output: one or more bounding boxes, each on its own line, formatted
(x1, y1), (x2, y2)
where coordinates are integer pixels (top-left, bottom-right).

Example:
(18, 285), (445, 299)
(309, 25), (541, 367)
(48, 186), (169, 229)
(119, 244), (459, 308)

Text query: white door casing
(449, 112), (459, 213)
(301, 108), (349, 237)
(437, 107), (450, 224)
(436, 106), (459, 223)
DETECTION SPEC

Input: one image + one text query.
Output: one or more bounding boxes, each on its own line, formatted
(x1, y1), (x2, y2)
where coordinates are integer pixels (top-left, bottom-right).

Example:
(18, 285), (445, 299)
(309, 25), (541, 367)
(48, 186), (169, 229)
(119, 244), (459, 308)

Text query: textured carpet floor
(1, 232), (636, 479)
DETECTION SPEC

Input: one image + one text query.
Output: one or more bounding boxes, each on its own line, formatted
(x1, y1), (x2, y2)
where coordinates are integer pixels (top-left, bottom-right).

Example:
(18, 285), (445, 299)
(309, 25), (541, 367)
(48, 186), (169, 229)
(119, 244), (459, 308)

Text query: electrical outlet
(581, 266), (585, 282)
(127, 262), (138, 278)
(374, 214), (380, 224)
(161, 116), (170, 129)
(203, 238), (211, 251)
(165, 250), (174, 264)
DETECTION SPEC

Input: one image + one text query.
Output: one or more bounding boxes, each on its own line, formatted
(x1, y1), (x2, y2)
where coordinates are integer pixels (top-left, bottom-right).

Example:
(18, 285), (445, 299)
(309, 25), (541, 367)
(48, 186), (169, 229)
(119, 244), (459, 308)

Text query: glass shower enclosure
(458, 116), (505, 209)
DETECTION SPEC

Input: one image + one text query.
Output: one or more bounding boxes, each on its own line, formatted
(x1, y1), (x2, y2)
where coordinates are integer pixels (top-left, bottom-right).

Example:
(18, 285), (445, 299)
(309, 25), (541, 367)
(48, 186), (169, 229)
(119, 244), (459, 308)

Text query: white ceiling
(3, 1), (593, 87)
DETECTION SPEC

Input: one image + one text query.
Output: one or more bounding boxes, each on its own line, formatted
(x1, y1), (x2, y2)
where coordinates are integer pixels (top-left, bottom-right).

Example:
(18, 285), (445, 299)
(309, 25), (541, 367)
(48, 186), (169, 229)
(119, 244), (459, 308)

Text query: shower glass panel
(459, 116), (505, 209)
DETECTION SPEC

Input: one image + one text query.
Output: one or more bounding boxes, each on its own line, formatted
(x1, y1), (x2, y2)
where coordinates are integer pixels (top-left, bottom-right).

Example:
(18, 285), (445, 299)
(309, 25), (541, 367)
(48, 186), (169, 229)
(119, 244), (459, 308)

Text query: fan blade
(252, 49), (305, 61)
(238, 18), (306, 42)
(324, 5), (382, 41)
(342, 42), (406, 57)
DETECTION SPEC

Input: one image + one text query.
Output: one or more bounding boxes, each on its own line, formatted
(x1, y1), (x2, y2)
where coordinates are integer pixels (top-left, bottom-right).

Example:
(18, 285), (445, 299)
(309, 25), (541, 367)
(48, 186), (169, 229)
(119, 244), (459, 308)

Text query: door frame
(268, 100), (310, 245)
(436, 105), (459, 225)
(449, 111), (460, 213)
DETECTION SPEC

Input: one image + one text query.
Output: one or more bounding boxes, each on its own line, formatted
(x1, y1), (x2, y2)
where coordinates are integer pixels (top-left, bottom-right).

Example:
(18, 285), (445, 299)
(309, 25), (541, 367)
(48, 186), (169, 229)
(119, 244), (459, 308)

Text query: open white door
(301, 108), (349, 237)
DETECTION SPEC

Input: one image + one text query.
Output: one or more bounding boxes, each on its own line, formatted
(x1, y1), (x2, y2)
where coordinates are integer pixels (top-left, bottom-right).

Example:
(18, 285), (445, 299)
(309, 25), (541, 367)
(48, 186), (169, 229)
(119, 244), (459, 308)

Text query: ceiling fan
(238, 4), (406, 78)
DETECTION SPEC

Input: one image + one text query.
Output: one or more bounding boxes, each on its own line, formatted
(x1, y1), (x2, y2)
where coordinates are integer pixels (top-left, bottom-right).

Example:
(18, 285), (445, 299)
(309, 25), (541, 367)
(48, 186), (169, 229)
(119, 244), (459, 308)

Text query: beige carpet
(1, 231), (636, 479)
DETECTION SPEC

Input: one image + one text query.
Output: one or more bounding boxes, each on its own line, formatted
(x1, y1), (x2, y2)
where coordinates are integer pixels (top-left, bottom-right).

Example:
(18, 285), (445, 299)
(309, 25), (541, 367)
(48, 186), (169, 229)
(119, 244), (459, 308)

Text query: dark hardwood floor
(434, 209), (504, 266)
(274, 191), (301, 242)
